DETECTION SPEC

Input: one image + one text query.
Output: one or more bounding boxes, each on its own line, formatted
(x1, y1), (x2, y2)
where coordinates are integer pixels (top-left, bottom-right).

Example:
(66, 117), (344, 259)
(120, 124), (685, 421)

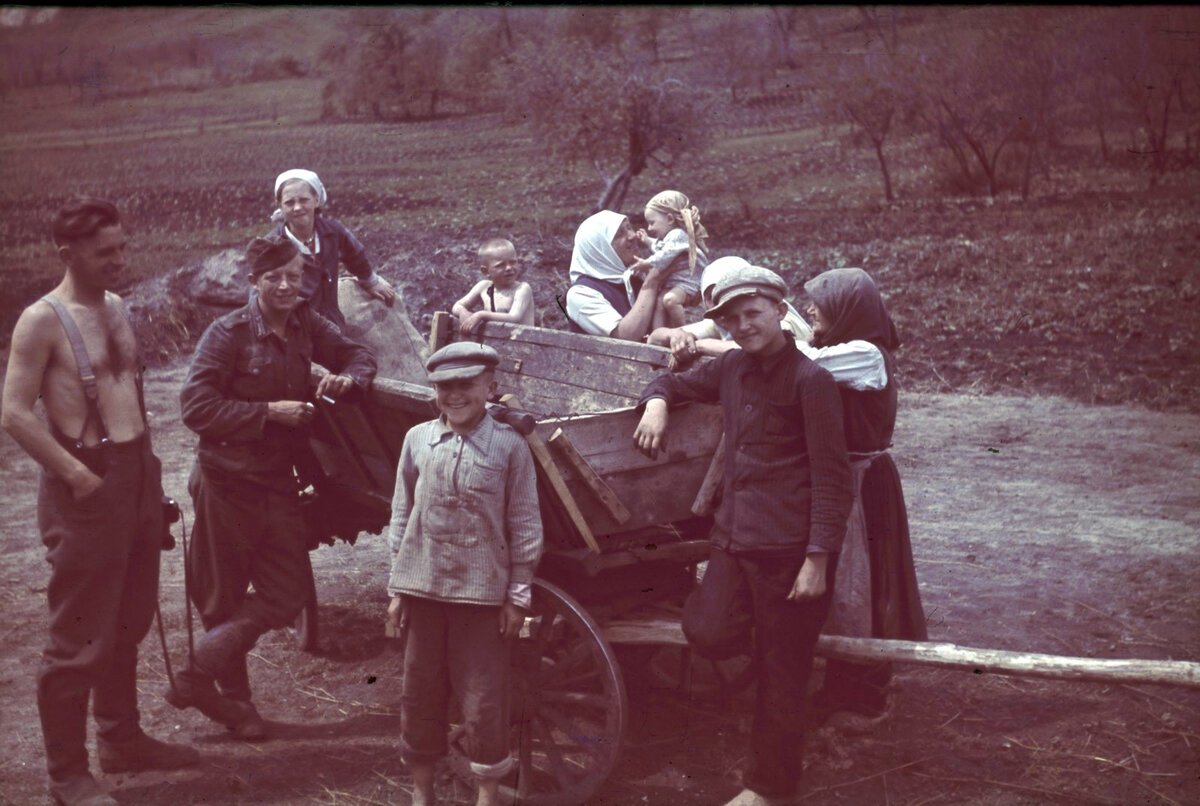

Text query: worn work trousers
(186, 462), (313, 634)
(682, 547), (837, 800)
(36, 434), (164, 783)
(400, 596), (513, 778)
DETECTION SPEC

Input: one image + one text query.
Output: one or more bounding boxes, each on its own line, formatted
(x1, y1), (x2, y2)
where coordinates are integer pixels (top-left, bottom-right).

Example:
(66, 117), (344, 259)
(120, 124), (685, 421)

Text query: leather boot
(97, 729), (200, 773)
(48, 774), (118, 806)
(163, 665), (255, 728)
(215, 656), (267, 742)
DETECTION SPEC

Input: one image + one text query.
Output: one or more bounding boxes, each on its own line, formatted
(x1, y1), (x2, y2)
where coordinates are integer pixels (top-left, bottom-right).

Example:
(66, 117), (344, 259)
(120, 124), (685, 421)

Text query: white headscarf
(271, 169), (327, 222)
(569, 210), (629, 284)
(700, 256), (752, 305)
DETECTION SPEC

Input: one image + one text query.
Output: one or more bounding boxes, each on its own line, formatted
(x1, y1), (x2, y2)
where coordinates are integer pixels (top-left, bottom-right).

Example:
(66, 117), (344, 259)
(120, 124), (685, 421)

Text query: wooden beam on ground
(690, 433), (726, 516)
(502, 396), (601, 554)
(548, 427), (632, 524)
(599, 619), (1200, 689)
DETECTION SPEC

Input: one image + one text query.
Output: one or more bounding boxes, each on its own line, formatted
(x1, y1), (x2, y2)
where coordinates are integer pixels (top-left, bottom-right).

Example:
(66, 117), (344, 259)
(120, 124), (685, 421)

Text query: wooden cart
(298, 312), (1200, 804)
(302, 315), (726, 805)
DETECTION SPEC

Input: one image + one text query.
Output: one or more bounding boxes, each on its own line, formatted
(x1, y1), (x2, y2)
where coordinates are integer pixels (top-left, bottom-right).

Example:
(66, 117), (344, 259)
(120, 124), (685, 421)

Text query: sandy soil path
(1, 366), (1197, 805)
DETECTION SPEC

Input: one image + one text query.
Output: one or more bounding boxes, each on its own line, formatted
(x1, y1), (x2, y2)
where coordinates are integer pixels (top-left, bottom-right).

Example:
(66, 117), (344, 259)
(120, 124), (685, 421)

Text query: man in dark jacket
(167, 234), (376, 739)
(634, 265), (853, 806)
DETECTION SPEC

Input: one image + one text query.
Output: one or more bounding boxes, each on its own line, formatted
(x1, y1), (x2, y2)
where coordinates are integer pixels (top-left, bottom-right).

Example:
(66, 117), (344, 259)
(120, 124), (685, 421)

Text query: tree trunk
(873, 139), (895, 202)
(596, 166), (633, 213)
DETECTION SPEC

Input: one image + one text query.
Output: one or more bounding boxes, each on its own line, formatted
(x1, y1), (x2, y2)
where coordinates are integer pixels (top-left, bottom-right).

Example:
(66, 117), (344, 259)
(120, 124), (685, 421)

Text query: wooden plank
(433, 314), (677, 414)
(482, 336), (669, 402)
(503, 396), (601, 554)
(599, 621), (1200, 689)
(533, 404), (723, 537)
(466, 318), (674, 365)
(491, 374), (637, 420)
(690, 434), (726, 516)
(548, 428), (632, 524)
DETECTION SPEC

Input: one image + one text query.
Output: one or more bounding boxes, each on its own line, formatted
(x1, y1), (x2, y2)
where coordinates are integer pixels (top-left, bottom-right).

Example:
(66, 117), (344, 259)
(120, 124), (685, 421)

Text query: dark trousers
(400, 596), (511, 772)
(36, 435), (164, 783)
(682, 548), (837, 799)
(187, 462), (312, 634)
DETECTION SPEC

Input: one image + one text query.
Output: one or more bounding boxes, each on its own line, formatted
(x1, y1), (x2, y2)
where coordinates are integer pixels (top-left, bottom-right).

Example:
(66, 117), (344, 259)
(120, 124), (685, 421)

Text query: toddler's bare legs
(476, 776), (501, 806)
(660, 286), (688, 329)
(410, 761), (436, 806)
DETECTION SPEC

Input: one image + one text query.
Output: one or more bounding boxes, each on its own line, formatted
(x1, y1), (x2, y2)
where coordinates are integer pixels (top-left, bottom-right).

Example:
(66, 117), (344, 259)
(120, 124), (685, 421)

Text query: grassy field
(2, 15), (1198, 413)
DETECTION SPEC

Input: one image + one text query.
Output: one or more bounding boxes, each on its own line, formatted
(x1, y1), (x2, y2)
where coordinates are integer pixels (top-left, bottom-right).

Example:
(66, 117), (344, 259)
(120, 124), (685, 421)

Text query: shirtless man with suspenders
(1, 198), (200, 806)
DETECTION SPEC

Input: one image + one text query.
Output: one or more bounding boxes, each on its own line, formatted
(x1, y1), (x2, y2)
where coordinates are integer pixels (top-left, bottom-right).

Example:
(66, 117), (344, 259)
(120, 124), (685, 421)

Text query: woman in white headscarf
(269, 169), (396, 329)
(564, 210), (672, 341)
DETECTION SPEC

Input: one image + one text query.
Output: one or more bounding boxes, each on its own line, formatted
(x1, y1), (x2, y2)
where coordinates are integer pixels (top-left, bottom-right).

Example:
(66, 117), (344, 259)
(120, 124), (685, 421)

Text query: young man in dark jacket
(169, 234), (376, 739)
(634, 265), (854, 806)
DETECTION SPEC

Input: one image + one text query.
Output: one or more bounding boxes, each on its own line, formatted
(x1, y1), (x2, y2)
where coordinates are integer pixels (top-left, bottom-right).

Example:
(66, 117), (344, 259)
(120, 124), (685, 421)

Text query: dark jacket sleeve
(799, 362), (854, 554)
(327, 217), (374, 283)
(180, 318), (268, 441)
(639, 352), (729, 409)
(307, 307), (377, 391)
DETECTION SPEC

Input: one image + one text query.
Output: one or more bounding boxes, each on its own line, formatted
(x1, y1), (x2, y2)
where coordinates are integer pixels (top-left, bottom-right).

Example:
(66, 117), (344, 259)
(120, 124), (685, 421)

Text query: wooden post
(429, 310), (455, 354)
(548, 427), (632, 524)
(690, 434), (726, 516)
(502, 396), (601, 553)
(599, 619), (1200, 689)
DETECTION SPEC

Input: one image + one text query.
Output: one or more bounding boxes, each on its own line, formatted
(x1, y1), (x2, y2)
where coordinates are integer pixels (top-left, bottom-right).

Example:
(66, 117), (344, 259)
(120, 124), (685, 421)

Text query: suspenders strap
(41, 294), (108, 445)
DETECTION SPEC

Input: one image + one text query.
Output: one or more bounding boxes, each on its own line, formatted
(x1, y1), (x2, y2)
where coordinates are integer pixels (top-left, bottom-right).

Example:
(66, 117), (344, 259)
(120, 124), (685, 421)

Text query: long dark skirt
(821, 452), (925, 713)
(863, 452), (927, 642)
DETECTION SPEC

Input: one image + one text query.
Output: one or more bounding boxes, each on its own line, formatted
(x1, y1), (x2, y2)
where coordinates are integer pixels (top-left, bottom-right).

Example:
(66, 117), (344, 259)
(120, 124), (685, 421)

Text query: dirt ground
(1, 365), (1198, 806)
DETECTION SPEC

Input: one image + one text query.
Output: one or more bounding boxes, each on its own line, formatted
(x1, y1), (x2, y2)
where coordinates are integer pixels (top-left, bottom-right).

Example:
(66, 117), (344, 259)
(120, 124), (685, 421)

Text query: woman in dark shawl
(801, 267), (927, 724)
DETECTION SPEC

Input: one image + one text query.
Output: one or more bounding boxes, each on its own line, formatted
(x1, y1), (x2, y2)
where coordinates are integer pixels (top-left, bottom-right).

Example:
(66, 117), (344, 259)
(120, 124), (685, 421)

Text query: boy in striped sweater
(385, 342), (543, 806)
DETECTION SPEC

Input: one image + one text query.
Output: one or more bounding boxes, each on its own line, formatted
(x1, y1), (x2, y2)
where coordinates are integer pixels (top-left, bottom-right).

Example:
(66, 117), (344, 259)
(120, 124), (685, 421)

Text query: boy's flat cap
(426, 342), (500, 382)
(704, 265), (788, 319)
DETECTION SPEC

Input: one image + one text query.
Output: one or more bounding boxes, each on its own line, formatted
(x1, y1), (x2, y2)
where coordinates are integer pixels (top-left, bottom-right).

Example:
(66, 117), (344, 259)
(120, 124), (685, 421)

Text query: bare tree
(1103, 7), (1197, 183)
(831, 51), (916, 202)
(914, 18), (1048, 199)
(509, 43), (712, 211)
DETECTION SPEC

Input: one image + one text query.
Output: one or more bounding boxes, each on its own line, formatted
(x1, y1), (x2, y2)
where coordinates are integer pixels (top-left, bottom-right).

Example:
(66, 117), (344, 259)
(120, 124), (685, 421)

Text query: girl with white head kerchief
(648, 256), (812, 368)
(269, 169), (395, 328)
(563, 210), (674, 341)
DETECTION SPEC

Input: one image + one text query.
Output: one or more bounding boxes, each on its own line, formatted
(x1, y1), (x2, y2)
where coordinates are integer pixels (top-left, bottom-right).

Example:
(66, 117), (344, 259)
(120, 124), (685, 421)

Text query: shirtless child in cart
(452, 237), (535, 335)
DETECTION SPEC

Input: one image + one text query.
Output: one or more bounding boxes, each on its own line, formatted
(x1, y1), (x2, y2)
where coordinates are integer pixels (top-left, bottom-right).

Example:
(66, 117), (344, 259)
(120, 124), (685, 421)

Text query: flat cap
(425, 342), (500, 382)
(704, 265), (788, 319)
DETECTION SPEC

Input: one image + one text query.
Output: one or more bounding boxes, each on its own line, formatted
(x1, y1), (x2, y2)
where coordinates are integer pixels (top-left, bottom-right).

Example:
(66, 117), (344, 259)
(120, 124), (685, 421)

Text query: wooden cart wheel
(290, 554), (320, 653)
(452, 578), (627, 805)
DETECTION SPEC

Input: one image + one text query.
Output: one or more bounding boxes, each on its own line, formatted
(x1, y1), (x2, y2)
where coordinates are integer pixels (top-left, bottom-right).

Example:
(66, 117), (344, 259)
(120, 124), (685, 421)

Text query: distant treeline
(4, 7), (1198, 203)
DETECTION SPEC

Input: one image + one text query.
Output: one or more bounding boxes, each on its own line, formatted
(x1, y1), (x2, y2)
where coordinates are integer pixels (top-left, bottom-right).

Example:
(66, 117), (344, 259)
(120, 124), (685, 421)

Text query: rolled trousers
(682, 547), (837, 799)
(36, 435), (164, 783)
(400, 596), (513, 777)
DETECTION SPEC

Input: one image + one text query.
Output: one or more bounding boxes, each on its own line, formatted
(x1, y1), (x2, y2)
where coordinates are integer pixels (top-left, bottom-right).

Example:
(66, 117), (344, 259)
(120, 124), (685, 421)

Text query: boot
(48, 774), (118, 806)
(163, 665), (255, 728)
(97, 729), (200, 773)
(215, 656), (267, 742)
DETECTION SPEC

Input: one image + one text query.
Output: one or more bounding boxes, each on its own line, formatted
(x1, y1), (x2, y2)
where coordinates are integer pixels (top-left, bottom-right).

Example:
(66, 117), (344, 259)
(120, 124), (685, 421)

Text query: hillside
(1, 7), (1197, 412)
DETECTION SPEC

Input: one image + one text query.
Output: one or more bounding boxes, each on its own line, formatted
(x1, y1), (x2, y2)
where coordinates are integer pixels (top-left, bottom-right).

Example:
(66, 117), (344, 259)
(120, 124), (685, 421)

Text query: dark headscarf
(803, 267), (900, 351)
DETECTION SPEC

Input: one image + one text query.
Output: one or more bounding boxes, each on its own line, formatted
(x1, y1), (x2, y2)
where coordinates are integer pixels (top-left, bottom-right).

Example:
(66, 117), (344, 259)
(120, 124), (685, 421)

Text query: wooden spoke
(496, 578), (628, 805)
